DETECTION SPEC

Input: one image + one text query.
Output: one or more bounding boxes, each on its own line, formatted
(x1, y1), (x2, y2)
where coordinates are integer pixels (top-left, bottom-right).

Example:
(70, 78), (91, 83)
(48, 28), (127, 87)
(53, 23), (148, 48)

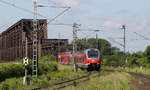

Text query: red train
(57, 48), (102, 71)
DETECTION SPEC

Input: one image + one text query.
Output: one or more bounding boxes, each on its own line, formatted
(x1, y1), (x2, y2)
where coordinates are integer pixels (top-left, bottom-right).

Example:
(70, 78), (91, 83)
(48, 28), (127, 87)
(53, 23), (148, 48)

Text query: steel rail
(30, 71), (99, 90)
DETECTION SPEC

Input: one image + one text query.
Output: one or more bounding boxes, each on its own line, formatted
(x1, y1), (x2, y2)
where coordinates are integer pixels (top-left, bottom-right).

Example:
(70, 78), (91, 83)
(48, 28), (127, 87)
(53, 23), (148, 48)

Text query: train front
(85, 48), (101, 71)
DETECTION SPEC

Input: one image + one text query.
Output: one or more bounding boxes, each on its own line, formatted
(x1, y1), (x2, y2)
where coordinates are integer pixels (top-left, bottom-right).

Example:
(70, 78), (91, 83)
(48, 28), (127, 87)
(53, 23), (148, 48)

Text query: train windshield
(87, 50), (99, 58)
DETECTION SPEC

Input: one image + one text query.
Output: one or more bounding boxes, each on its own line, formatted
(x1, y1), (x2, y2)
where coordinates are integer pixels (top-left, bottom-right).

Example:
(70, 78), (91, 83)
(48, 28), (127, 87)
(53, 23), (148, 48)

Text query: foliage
(127, 46), (150, 68)
(0, 55), (58, 82)
(0, 64), (86, 90)
(64, 72), (133, 90)
(103, 55), (124, 66)
(38, 61), (58, 75)
(104, 66), (150, 75)
(77, 38), (150, 68)
(77, 38), (113, 56)
(40, 54), (55, 62)
(0, 63), (24, 81)
(0, 77), (23, 90)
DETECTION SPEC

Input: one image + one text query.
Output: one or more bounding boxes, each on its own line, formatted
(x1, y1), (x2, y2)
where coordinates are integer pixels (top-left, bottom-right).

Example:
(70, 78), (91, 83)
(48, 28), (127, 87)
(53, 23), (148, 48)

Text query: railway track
(31, 71), (100, 90)
(104, 69), (150, 90)
(31, 69), (150, 90)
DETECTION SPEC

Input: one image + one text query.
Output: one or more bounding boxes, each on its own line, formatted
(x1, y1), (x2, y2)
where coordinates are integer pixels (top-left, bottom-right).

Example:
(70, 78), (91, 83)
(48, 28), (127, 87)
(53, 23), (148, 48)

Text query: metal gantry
(32, 0), (38, 77)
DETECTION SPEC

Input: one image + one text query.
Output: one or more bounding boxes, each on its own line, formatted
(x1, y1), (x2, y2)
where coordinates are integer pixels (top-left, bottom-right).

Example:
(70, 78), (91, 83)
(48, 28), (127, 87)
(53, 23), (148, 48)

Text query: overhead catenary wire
(107, 37), (124, 47)
(47, 7), (71, 24)
(0, 0), (71, 24)
(134, 32), (150, 41)
(0, 0), (47, 18)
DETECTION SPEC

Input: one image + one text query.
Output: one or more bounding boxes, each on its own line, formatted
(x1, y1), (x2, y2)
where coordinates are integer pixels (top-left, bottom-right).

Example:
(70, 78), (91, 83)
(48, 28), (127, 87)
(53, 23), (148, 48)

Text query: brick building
(0, 19), (68, 62)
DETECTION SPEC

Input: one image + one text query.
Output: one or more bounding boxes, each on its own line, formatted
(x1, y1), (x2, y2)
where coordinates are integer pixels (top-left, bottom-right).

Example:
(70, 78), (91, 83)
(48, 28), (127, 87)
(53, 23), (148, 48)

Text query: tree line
(76, 38), (150, 68)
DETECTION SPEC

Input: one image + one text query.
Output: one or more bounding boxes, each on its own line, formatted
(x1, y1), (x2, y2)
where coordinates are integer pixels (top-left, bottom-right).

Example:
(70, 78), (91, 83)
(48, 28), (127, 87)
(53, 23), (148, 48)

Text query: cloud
(103, 21), (122, 29)
(135, 23), (147, 30)
(59, 0), (79, 7)
(0, 21), (3, 26)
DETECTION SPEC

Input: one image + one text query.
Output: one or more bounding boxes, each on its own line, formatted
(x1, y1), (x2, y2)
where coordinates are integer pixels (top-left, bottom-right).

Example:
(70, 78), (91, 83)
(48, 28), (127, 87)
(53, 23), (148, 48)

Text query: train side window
(61, 57), (64, 62)
(80, 57), (82, 63)
(74, 57), (77, 62)
(79, 57), (80, 62)
(81, 57), (84, 63)
(67, 56), (70, 63)
(58, 57), (60, 62)
(83, 56), (86, 63)
(76, 57), (78, 62)
(60, 57), (61, 62)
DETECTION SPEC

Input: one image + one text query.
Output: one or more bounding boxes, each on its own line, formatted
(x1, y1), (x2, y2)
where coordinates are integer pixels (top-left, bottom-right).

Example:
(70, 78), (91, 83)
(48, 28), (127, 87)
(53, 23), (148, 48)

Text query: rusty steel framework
(0, 19), (68, 62)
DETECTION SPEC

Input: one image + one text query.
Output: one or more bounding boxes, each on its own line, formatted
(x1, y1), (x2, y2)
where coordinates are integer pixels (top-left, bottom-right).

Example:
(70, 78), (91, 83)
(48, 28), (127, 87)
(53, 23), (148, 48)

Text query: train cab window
(88, 50), (98, 58)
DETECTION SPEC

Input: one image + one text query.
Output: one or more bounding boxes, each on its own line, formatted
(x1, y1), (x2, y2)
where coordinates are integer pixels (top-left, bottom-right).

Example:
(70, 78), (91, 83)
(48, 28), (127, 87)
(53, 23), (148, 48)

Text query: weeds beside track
(30, 71), (101, 90)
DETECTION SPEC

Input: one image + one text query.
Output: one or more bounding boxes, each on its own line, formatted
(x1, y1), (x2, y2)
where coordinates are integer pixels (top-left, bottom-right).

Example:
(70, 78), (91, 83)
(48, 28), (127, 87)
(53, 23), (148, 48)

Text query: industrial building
(0, 19), (68, 62)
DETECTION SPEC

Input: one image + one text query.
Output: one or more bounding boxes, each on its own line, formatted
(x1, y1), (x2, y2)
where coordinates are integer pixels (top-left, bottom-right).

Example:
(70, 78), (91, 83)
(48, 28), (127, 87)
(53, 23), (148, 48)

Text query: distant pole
(26, 36), (28, 58)
(121, 25), (127, 66)
(58, 33), (60, 53)
(94, 30), (100, 49)
(96, 33), (98, 48)
(72, 23), (80, 72)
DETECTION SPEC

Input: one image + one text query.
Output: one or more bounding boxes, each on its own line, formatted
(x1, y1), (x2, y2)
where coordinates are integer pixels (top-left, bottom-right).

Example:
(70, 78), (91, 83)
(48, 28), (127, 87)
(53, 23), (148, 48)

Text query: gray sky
(0, 0), (150, 53)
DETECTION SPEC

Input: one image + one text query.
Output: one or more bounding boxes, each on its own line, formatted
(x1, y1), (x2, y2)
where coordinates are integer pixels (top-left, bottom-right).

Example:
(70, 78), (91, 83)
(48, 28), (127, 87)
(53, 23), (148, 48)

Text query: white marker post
(23, 57), (29, 85)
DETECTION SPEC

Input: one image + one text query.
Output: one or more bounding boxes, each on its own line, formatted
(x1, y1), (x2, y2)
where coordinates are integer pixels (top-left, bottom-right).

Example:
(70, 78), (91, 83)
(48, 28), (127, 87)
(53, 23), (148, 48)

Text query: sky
(0, 0), (150, 53)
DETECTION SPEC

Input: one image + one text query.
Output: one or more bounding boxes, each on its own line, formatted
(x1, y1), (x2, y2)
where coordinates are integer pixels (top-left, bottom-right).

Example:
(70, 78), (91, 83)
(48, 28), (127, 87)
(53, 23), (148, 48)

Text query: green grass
(103, 66), (150, 75)
(64, 71), (134, 90)
(0, 64), (87, 90)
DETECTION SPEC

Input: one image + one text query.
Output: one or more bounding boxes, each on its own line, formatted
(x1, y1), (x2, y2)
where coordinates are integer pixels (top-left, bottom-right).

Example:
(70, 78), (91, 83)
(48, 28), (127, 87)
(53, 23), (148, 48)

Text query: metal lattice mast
(121, 25), (126, 66)
(32, 0), (38, 77)
(72, 23), (80, 72)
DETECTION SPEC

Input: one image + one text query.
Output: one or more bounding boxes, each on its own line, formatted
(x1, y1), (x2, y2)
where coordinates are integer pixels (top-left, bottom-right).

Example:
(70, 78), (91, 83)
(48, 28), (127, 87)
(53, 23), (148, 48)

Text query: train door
(79, 56), (82, 64)
(58, 55), (61, 63)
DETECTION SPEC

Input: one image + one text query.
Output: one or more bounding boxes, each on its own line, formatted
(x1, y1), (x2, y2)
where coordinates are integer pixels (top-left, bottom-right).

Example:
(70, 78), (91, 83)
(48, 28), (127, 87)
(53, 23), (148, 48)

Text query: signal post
(23, 57), (29, 85)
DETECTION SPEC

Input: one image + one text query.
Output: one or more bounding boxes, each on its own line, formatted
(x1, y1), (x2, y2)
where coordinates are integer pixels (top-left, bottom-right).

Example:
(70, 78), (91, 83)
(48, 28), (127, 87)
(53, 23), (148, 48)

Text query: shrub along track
(31, 71), (100, 90)
(31, 69), (150, 90)
(104, 69), (150, 90)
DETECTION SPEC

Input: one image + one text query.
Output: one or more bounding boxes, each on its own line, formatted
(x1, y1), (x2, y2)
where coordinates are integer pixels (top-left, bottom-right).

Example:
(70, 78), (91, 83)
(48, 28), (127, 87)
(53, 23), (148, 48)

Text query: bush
(0, 64), (24, 81)
(38, 61), (58, 75)
(0, 77), (23, 90)
(0, 55), (58, 82)
(103, 55), (124, 66)
(40, 54), (55, 62)
(146, 63), (150, 68)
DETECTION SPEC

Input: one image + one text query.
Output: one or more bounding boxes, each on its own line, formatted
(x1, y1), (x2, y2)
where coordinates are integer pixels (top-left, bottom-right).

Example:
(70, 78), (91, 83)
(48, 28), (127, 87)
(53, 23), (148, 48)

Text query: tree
(144, 46), (150, 62)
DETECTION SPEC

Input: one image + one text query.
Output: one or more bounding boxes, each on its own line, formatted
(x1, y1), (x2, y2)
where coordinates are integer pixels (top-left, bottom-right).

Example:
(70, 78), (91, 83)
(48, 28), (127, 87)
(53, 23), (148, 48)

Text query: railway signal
(23, 57), (29, 66)
(23, 57), (29, 85)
